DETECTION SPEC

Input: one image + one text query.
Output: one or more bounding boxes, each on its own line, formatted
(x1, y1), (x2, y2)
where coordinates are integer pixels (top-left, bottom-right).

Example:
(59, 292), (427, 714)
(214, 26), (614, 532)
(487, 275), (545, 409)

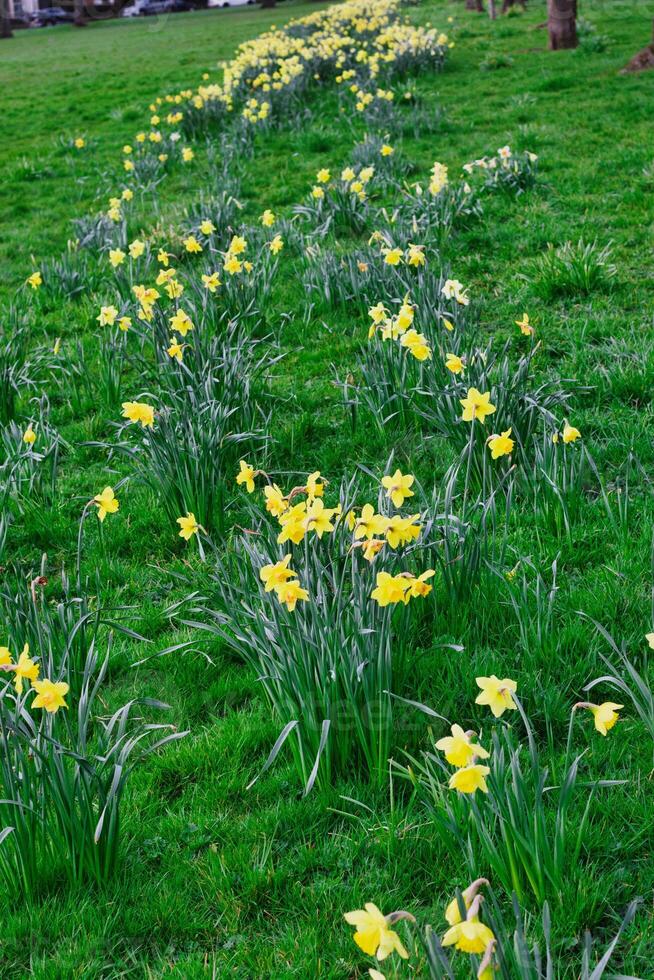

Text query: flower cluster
(0, 642), (69, 714)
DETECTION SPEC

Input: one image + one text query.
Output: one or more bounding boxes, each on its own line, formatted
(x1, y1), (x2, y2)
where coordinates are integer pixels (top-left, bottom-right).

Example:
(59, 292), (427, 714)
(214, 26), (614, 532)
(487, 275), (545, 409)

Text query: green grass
(2, 1), (654, 976)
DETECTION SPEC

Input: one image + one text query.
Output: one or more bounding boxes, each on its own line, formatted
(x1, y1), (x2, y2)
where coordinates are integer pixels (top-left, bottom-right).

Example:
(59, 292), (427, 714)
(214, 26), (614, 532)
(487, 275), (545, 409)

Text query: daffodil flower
(475, 675), (517, 717)
(460, 388), (496, 424)
(94, 487), (119, 522)
(575, 701), (624, 736)
(436, 725), (489, 768)
(381, 469), (415, 508)
(32, 679), (69, 714)
(344, 903), (411, 961)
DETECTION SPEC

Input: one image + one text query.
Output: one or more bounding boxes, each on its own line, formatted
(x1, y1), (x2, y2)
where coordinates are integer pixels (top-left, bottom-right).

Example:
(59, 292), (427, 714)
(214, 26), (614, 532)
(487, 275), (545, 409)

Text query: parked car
(140, 0), (191, 14)
(121, 0), (148, 15)
(34, 6), (74, 24)
(207, 0), (255, 7)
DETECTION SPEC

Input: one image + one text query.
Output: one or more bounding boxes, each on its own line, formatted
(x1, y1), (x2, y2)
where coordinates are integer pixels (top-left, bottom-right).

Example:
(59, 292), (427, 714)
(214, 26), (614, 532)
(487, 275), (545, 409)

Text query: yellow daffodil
(183, 235), (202, 254)
(460, 388), (496, 424)
(129, 239), (145, 259)
(436, 725), (489, 768)
(169, 310), (194, 337)
(260, 555), (297, 592)
(177, 512), (199, 541)
(122, 401), (155, 429)
(401, 329), (431, 361)
(260, 209), (275, 227)
(444, 879), (489, 926)
(382, 247), (403, 266)
(229, 235), (247, 255)
(449, 764), (491, 795)
(344, 903), (410, 961)
(362, 539), (385, 562)
(14, 645), (39, 695)
(381, 469), (414, 508)
(515, 312), (534, 336)
(31, 679), (69, 714)
(224, 254), (243, 275)
(445, 352), (464, 375)
(368, 302), (388, 326)
(118, 316), (132, 332)
(202, 272), (221, 292)
(406, 243), (426, 267)
(355, 504), (388, 540)
(274, 579), (309, 612)
(97, 305), (118, 327)
(94, 487), (119, 522)
(475, 675), (517, 718)
(109, 248), (126, 268)
(385, 515), (421, 549)
(74, 137), (85, 149)
(199, 219), (215, 236)
(371, 572), (410, 607)
(395, 302), (414, 331)
(405, 569), (435, 599)
(305, 471), (324, 498)
(487, 428), (514, 460)
(562, 421), (581, 443)
(316, 168), (331, 183)
(23, 426), (36, 446)
(236, 460), (256, 493)
(577, 701), (624, 736)
(264, 484), (288, 518)
(305, 498), (335, 538)
(269, 234), (284, 255)
(277, 501), (309, 545)
(167, 337), (184, 362)
(182, 147), (194, 162)
(442, 917), (495, 953)
(429, 161), (449, 195)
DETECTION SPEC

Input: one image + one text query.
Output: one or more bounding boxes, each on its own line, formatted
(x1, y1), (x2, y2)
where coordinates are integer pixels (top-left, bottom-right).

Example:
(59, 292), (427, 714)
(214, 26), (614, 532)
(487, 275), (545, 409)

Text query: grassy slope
(1, 1), (654, 977)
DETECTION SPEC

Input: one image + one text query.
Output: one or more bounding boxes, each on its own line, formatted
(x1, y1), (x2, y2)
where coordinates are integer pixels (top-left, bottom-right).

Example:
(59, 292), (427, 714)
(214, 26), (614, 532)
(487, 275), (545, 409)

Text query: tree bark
(1, 0), (13, 39)
(547, 0), (577, 50)
(466, 0), (484, 11)
(74, 0), (89, 26)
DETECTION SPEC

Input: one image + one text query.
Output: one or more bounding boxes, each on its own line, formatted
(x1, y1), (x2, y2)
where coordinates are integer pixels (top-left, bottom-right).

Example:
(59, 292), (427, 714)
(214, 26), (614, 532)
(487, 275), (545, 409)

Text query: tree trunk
(74, 0), (89, 26)
(0, 0), (13, 39)
(488, 0), (497, 20)
(547, 0), (577, 50)
(466, 0), (484, 11)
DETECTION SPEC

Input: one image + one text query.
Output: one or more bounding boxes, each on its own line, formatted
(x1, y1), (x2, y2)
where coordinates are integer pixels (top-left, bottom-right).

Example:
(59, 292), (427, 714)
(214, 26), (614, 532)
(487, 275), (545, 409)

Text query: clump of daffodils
(368, 296), (431, 362)
(234, 463), (435, 612)
(0, 643), (69, 714)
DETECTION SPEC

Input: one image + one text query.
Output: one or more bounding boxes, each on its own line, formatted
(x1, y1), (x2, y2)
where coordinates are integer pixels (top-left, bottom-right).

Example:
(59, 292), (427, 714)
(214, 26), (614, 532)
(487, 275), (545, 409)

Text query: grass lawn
(1, 1), (654, 977)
